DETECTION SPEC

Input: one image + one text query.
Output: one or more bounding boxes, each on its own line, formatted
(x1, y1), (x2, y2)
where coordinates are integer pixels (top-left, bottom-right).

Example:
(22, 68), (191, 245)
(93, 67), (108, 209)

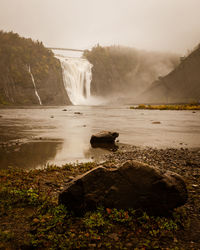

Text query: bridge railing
(47, 47), (84, 52)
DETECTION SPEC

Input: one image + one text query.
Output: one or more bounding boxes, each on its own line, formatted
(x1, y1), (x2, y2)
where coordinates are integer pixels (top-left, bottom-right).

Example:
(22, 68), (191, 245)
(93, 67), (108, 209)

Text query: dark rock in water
(74, 112), (82, 115)
(62, 109), (67, 111)
(59, 160), (188, 215)
(90, 131), (119, 145)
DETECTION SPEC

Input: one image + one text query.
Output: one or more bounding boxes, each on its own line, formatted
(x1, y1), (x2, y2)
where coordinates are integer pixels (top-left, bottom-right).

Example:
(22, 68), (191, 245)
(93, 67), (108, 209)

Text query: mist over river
(0, 106), (199, 169)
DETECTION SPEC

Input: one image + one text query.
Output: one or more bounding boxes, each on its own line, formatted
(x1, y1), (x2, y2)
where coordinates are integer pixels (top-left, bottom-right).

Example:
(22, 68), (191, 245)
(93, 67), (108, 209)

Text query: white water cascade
(58, 56), (93, 105)
(28, 65), (42, 105)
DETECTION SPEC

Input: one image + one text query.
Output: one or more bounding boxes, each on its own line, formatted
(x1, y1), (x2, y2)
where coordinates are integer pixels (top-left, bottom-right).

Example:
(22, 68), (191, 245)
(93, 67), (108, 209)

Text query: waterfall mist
(84, 46), (180, 104)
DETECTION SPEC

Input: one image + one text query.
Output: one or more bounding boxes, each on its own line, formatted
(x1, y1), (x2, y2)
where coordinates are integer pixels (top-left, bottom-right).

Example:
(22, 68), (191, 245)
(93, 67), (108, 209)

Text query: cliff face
(142, 45), (200, 104)
(0, 31), (70, 106)
(83, 45), (179, 100)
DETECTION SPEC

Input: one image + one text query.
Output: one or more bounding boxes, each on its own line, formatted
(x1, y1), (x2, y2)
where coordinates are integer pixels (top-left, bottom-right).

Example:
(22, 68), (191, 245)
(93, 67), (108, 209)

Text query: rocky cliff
(141, 44), (200, 104)
(83, 45), (179, 101)
(0, 31), (70, 106)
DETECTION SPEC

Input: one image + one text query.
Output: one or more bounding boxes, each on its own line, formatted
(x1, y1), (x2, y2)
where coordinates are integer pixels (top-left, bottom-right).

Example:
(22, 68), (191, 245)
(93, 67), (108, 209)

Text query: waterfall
(58, 56), (93, 105)
(28, 65), (42, 105)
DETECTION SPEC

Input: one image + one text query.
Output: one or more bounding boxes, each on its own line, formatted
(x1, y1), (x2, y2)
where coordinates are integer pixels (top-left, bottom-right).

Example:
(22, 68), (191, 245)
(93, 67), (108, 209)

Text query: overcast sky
(0, 0), (200, 55)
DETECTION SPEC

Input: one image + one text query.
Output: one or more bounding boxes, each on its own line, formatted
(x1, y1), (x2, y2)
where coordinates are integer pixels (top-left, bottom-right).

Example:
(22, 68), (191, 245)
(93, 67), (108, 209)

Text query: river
(0, 106), (199, 169)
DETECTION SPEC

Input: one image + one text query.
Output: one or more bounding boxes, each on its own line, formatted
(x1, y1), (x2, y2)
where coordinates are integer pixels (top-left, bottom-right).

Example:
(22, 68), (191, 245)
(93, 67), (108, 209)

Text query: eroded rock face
(59, 161), (188, 215)
(90, 131), (119, 145)
(141, 45), (200, 103)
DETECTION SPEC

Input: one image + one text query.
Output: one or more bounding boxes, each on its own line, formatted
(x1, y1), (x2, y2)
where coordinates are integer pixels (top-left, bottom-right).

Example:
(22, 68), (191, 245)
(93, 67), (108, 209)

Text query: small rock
(74, 112), (82, 115)
(152, 121), (161, 124)
(50, 116), (54, 118)
(62, 109), (67, 111)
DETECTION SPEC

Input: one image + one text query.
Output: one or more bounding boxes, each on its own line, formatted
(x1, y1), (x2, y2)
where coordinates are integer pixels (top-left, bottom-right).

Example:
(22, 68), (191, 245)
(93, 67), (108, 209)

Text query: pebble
(152, 121), (161, 124)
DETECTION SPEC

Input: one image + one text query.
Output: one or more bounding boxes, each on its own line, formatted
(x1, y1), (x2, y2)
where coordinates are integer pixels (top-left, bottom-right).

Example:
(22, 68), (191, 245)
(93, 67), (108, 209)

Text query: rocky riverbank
(0, 145), (200, 249)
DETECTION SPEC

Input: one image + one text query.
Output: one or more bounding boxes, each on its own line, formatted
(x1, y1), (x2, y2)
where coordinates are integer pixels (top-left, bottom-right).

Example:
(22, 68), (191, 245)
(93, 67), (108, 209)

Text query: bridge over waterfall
(47, 47), (85, 52)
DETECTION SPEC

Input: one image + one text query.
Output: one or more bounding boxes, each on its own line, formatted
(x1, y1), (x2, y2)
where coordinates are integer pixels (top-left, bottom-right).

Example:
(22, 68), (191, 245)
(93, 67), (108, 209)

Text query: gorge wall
(0, 31), (70, 106)
(141, 44), (200, 104)
(83, 45), (179, 102)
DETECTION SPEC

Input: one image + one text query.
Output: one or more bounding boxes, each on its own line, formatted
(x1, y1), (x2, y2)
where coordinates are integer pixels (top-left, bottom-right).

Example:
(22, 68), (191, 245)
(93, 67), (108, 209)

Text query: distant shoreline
(130, 104), (200, 110)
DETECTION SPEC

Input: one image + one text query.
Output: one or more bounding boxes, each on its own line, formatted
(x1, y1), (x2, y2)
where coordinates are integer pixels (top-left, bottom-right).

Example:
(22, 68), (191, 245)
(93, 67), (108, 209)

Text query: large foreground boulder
(90, 131), (119, 145)
(59, 161), (188, 215)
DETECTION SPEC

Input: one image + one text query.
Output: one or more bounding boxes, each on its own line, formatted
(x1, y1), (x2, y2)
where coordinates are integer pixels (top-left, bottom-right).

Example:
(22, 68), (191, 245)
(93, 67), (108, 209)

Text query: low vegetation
(0, 163), (189, 249)
(130, 104), (200, 110)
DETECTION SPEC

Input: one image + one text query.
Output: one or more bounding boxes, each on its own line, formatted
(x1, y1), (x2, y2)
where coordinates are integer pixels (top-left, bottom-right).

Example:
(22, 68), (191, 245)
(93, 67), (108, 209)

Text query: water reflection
(0, 141), (62, 169)
(90, 142), (118, 152)
(47, 111), (109, 165)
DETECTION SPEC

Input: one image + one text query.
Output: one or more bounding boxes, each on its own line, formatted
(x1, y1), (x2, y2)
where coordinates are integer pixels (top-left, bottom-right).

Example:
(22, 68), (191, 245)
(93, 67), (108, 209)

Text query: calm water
(0, 106), (200, 169)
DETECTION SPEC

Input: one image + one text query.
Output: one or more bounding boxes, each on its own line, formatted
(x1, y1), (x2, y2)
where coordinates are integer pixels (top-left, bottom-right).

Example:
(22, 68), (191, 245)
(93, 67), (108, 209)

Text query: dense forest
(0, 31), (70, 105)
(84, 45), (179, 102)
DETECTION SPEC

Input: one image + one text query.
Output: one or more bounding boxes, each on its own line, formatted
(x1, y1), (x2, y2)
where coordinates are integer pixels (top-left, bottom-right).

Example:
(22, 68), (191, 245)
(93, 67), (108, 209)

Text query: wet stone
(59, 160), (188, 215)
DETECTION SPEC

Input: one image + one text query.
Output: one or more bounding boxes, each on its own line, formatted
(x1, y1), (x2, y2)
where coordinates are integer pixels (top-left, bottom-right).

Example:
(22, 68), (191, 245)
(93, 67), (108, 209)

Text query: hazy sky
(1, 0), (200, 54)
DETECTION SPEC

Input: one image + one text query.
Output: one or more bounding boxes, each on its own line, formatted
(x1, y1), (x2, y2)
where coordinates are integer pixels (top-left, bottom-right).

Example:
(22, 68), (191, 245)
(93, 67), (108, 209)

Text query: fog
(0, 0), (200, 54)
